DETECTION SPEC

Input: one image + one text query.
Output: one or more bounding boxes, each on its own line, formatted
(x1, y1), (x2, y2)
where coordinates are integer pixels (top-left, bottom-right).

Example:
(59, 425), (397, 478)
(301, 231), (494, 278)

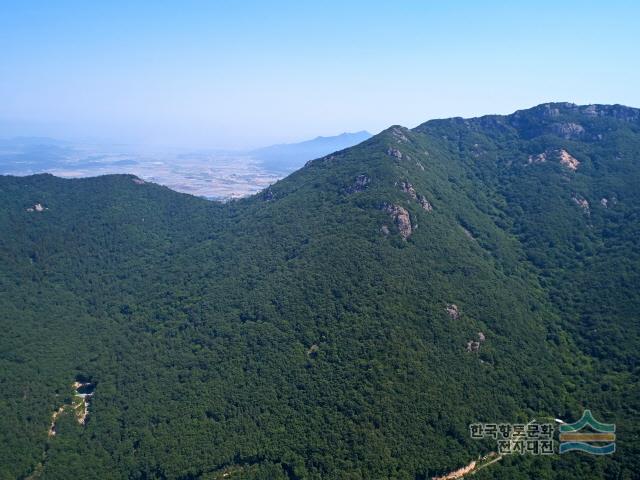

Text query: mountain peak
(413, 102), (640, 130)
(512, 102), (640, 121)
(412, 102), (640, 141)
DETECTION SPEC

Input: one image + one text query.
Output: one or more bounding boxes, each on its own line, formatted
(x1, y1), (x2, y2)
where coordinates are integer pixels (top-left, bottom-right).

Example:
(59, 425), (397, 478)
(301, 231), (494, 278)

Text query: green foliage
(0, 103), (638, 479)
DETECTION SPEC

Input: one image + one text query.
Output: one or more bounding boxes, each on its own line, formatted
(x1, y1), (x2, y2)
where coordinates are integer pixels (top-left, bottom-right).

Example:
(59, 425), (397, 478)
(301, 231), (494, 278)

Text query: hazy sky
(1, 1), (639, 149)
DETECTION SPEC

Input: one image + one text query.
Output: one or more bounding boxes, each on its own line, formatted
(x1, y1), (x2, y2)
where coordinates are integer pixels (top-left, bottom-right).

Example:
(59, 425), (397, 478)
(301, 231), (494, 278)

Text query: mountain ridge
(1, 103), (639, 479)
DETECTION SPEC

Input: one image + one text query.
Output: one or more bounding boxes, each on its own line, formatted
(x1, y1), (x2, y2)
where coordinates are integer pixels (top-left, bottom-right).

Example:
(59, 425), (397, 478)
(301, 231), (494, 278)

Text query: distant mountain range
(250, 130), (372, 173)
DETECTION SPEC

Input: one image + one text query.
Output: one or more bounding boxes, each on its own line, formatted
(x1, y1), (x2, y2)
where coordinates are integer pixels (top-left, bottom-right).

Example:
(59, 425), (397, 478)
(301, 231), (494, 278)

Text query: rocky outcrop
(345, 175), (371, 194)
(527, 152), (547, 165)
(387, 147), (403, 160)
(26, 203), (46, 212)
(528, 148), (579, 171)
(535, 103), (563, 118)
(399, 181), (417, 199)
(521, 103), (640, 122)
(572, 194), (590, 214)
(558, 149), (580, 170)
(579, 104), (640, 121)
(466, 332), (485, 353)
(600, 198), (609, 208)
(398, 181), (433, 212)
(383, 204), (412, 239)
(419, 196), (433, 212)
(380, 225), (390, 236)
(445, 304), (460, 320)
(466, 340), (480, 353)
(390, 126), (410, 143)
(551, 122), (585, 139)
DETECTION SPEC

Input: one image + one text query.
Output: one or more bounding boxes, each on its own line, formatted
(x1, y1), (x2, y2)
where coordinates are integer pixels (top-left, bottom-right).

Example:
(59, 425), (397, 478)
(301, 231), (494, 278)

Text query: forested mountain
(1, 103), (638, 479)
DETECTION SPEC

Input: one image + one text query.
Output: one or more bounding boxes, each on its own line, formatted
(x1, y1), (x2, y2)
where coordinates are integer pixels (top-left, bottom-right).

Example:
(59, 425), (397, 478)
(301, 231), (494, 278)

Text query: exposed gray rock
(26, 203), (46, 212)
(390, 126), (410, 143)
(600, 198), (609, 208)
(345, 174), (371, 194)
(528, 152), (547, 164)
(527, 148), (579, 171)
(418, 196), (433, 212)
(583, 105), (598, 116)
(541, 104), (561, 117)
(398, 181), (433, 212)
(521, 103), (640, 123)
(572, 194), (590, 215)
(466, 340), (480, 353)
(558, 149), (580, 170)
(387, 147), (403, 160)
(580, 104), (640, 121)
(477, 332), (486, 342)
(383, 203), (412, 239)
(445, 304), (460, 320)
(551, 122), (585, 139)
(380, 225), (390, 236)
(399, 181), (417, 199)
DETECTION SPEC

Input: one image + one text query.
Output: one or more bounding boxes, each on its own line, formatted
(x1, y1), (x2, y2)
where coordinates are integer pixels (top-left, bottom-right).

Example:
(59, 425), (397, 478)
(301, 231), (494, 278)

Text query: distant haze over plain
(0, 131), (372, 199)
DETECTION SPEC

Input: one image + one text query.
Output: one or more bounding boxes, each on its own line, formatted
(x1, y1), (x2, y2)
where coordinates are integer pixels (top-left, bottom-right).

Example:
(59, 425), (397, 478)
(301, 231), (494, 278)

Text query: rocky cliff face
(383, 203), (412, 239)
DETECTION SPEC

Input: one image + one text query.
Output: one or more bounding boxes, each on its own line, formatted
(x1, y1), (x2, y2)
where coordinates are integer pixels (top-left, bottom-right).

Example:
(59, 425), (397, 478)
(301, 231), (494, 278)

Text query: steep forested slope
(0, 103), (638, 479)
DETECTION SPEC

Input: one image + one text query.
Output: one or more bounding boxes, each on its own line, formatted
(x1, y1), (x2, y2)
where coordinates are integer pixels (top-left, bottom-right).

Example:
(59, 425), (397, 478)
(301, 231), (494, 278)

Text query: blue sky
(1, 1), (638, 148)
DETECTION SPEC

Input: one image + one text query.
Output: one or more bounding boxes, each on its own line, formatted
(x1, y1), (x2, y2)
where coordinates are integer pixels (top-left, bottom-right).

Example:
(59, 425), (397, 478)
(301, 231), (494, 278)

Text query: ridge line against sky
(1, 0), (639, 149)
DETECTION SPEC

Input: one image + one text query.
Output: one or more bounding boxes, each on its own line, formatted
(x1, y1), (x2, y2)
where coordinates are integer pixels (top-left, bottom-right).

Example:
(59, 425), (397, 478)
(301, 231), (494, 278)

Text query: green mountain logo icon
(559, 410), (616, 455)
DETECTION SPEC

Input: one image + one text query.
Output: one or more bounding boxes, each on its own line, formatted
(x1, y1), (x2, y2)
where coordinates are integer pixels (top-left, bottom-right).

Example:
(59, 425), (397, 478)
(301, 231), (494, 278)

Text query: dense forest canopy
(0, 103), (639, 479)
